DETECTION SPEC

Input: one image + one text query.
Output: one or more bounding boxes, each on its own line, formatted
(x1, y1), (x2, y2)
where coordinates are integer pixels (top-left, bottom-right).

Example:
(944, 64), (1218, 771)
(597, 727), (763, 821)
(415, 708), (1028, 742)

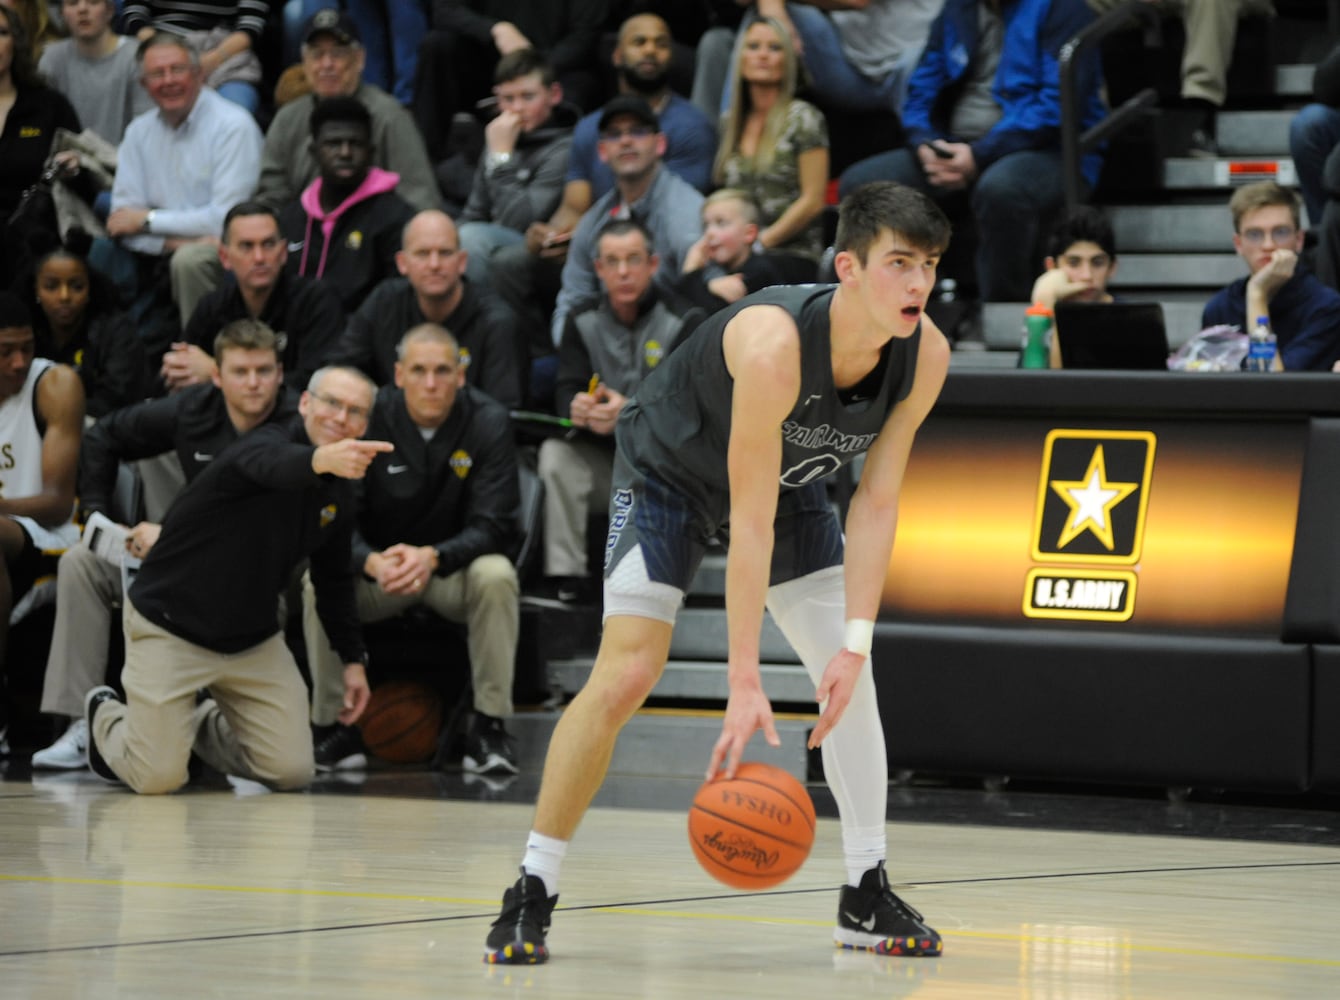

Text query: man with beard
(489, 13), (714, 365)
(278, 96), (415, 312)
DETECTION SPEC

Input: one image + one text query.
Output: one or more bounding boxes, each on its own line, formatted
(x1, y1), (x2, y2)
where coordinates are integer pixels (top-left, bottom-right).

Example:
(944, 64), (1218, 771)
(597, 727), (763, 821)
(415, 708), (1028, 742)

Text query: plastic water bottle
(1020, 302), (1053, 369)
(1246, 316), (1277, 372)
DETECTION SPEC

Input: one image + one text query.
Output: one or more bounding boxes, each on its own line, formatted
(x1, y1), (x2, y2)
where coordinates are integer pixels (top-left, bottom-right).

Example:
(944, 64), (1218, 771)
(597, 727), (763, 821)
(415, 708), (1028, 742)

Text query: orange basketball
(358, 680), (442, 764)
(688, 761), (816, 890)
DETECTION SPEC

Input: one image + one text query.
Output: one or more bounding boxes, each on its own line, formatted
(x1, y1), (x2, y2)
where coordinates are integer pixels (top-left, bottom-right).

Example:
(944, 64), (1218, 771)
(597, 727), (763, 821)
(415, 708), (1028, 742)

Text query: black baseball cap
(303, 8), (360, 46)
(597, 96), (660, 134)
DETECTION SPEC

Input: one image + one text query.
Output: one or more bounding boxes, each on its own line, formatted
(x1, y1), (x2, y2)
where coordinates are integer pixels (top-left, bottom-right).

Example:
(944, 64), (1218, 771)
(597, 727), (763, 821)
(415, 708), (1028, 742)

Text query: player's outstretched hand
(807, 648), (867, 749)
(312, 439), (394, 479)
(707, 684), (780, 781)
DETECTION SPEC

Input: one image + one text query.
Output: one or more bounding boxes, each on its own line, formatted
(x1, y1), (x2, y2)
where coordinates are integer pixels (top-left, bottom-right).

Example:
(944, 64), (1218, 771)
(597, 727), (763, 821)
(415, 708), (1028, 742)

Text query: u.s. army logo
(450, 449), (472, 479)
(319, 503), (337, 528)
(1024, 429), (1155, 622)
(1031, 430), (1155, 564)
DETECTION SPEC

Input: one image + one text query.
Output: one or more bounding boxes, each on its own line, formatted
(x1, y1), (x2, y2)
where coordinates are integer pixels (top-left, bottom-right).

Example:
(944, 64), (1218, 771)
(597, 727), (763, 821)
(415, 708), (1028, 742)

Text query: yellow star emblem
(1048, 445), (1138, 551)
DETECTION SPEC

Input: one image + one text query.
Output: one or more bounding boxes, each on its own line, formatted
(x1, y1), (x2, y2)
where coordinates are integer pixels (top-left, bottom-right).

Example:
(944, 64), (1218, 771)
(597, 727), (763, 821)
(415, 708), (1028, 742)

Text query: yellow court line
(601, 907), (1340, 969)
(7, 874), (1338, 970)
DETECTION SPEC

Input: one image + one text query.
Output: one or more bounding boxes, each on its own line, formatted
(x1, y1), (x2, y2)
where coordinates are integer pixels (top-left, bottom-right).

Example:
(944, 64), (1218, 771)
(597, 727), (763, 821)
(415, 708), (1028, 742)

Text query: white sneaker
(31, 718), (89, 770)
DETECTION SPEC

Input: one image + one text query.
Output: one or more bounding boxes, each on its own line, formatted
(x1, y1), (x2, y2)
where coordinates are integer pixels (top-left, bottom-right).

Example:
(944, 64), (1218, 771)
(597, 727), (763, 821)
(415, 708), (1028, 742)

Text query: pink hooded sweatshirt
(296, 166), (401, 279)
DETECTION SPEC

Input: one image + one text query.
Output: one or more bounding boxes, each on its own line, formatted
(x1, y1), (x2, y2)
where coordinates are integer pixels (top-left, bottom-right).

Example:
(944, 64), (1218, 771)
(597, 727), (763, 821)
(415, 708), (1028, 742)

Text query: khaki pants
(1087, 0), (1276, 105)
(537, 436), (613, 579)
(92, 599), (314, 794)
(302, 554), (519, 726)
(39, 546), (121, 719)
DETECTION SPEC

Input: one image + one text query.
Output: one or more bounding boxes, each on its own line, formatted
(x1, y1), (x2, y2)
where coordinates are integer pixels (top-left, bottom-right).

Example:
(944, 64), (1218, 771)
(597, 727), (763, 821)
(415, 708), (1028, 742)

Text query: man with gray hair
(97, 32), (263, 328)
(85, 365), (389, 794)
(303, 324), (522, 776)
(255, 9), (439, 213)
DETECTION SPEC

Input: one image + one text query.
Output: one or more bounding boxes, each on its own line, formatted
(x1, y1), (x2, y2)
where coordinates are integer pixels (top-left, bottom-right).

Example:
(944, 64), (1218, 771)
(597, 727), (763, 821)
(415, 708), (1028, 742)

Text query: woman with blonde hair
(713, 16), (829, 262)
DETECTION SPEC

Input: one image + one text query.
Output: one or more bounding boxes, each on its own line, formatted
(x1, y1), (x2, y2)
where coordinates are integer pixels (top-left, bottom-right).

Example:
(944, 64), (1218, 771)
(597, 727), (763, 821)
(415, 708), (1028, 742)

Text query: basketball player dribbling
(486, 181), (952, 964)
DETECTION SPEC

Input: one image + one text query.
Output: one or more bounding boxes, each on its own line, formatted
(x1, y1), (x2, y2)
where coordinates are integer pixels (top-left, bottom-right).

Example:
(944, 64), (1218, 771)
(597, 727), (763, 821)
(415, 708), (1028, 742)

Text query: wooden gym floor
(2, 760), (1339, 998)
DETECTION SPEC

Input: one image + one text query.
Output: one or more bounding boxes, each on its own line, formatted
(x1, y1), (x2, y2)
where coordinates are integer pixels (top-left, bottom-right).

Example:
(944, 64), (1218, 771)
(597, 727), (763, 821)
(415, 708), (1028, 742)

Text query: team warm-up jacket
(78, 383), (297, 519)
(128, 414), (365, 663)
(351, 383), (519, 577)
(279, 166), (415, 312)
(335, 277), (523, 408)
(181, 270), (344, 394)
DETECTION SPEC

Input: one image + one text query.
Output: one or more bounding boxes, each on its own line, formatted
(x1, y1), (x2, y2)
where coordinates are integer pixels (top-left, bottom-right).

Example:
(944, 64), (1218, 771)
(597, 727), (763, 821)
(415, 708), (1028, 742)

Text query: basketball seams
(720, 776), (817, 832)
(688, 804), (814, 853)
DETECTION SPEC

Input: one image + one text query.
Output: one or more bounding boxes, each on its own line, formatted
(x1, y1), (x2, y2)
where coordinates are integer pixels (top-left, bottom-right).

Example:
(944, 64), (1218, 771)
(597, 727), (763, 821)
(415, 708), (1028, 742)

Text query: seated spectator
(413, 1), (605, 162)
(487, 13), (716, 354)
(458, 48), (578, 293)
(302, 325), (522, 776)
(1089, 0), (1276, 158)
(539, 219), (701, 602)
(1203, 181), (1340, 372)
(20, 240), (147, 418)
(117, 0), (267, 114)
(1286, 39), (1340, 229)
(175, 202), (345, 394)
(0, 5), (81, 224)
(550, 96), (704, 352)
(675, 188), (817, 314)
(838, 0), (1103, 302)
(0, 293), (84, 691)
(92, 32), (263, 334)
(693, 0), (941, 122)
(256, 10), (439, 214)
(1029, 205), (1118, 369)
(38, 0), (152, 146)
(84, 365), (384, 795)
(278, 96), (415, 312)
(334, 210), (523, 408)
(30, 319), (291, 771)
(713, 16), (828, 262)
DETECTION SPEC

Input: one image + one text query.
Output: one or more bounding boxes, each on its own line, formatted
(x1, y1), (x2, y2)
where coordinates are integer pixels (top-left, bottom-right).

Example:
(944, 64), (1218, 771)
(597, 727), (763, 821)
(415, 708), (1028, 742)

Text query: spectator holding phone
(838, 0), (1104, 302)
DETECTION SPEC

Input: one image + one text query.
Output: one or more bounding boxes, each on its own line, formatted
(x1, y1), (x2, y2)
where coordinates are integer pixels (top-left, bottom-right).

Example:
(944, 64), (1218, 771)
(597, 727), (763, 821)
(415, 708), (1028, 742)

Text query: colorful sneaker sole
(835, 936), (943, 957)
(484, 942), (549, 965)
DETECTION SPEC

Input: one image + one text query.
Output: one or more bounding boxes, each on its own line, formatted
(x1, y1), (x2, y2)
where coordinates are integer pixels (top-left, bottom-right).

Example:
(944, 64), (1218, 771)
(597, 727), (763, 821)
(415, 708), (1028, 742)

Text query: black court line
(3, 858), (1338, 959)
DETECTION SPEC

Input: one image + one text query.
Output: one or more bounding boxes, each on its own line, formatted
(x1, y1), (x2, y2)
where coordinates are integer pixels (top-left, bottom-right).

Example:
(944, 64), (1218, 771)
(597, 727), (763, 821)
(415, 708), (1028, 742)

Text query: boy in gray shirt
(39, 0), (151, 145)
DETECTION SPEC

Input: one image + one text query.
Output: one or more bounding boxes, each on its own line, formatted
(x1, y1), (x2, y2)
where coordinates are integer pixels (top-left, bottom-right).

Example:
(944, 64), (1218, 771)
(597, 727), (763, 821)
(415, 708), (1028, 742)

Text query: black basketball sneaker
(484, 868), (557, 964)
(834, 861), (943, 956)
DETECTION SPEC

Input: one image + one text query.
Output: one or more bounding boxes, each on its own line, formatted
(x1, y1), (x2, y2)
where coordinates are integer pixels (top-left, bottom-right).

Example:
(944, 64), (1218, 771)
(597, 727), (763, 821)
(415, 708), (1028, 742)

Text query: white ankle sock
(521, 831), (568, 897)
(843, 826), (887, 887)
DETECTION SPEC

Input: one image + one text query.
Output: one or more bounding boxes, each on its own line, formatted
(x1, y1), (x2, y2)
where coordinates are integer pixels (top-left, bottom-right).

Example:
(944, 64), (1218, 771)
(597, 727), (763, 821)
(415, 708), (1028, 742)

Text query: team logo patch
(1024, 429), (1155, 622)
(344, 230), (363, 250)
(450, 449), (472, 479)
(459, 347), (473, 369)
(319, 503), (337, 528)
(644, 339), (664, 368)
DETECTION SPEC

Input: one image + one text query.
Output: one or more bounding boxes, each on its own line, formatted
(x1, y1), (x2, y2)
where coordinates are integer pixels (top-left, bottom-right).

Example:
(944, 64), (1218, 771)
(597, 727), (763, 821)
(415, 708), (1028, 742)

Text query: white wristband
(844, 618), (874, 658)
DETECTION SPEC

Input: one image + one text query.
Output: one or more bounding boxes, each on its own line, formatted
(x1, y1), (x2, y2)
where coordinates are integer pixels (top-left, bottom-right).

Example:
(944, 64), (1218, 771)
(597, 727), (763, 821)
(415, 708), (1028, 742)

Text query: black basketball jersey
(616, 283), (921, 516)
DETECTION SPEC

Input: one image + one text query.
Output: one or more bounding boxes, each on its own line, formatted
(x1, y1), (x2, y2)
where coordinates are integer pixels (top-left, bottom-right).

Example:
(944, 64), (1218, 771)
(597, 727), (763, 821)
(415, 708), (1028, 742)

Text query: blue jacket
(902, 0), (1105, 186)
(1203, 272), (1340, 371)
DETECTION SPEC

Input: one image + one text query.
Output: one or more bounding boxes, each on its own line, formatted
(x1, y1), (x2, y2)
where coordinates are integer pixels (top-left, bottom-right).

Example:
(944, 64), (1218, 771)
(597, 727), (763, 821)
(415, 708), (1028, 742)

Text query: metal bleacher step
(547, 656), (815, 705)
(1274, 63), (1315, 96)
(507, 706), (812, 781)
(1107, 253), (1244, 290)
(1216, 109), (1296, 157)
(1110, 203), (1234, 253)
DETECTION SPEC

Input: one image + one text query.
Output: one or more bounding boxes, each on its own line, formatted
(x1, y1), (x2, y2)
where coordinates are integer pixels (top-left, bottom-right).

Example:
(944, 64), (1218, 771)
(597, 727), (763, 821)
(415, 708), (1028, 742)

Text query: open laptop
(1054, 300), (1171, 371)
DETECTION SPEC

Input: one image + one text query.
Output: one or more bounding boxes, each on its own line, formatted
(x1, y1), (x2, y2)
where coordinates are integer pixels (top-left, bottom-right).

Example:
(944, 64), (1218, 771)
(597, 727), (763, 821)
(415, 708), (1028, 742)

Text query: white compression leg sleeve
(767, 567), (889, 885)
